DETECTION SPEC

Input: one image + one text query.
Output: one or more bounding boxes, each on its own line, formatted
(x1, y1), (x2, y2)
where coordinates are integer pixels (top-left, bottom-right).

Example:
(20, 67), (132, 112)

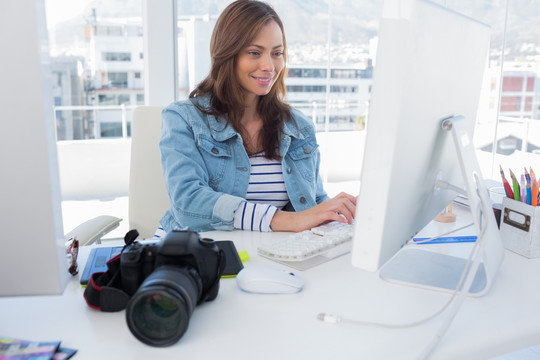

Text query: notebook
(80, 246), (123, 285)
(80, 240), (244, 285)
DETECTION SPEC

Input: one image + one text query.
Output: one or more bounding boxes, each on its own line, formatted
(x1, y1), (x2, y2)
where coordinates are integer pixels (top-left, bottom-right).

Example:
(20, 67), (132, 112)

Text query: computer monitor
(0, 0), (69, 296)
(351, 0), (504, 296)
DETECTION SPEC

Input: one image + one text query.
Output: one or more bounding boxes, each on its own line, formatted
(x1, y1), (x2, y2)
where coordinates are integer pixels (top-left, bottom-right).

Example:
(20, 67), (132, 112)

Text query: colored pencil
(521, 175), (527, 203)
(524, 167), (531, 184)
(532, 178), (538, 207)
(499, 165), (514, 199)
(510, 168), (520, 201)
(530, 167), (538, 206)
(526, 181), (532, 205)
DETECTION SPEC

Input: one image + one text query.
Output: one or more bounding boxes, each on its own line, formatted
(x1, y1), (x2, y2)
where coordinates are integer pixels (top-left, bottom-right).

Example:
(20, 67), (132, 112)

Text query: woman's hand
(270, 192), (357, 232)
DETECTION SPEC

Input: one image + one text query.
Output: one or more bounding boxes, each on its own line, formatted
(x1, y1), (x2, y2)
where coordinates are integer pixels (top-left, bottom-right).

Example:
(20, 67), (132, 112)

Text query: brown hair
(190, 0), (291, 159)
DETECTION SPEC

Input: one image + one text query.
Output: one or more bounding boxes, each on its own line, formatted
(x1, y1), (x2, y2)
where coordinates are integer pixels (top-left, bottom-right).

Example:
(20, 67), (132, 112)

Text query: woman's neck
(242, 93), (258, 121)
(240, 98), (263, 155)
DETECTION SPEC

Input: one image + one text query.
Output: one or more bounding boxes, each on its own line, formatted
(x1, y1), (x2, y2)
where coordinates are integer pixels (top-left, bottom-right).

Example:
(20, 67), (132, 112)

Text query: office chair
(65, 106), (169, 245)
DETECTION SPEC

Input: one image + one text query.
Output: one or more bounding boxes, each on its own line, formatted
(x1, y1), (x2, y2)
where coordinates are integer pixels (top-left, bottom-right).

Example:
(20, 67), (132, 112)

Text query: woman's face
(236, 20), (285, 102)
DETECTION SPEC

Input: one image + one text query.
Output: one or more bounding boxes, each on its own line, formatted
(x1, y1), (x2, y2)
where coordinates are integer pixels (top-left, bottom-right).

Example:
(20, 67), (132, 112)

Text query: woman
(159, 0), (356, 234)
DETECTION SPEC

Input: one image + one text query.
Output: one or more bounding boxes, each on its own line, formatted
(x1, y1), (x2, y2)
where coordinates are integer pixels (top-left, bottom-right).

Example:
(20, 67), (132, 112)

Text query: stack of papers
(0, 337), (76, 360)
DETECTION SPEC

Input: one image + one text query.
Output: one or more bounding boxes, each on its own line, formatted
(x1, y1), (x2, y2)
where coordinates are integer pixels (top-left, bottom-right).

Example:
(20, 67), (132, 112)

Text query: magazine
(0, 337), (76, 360)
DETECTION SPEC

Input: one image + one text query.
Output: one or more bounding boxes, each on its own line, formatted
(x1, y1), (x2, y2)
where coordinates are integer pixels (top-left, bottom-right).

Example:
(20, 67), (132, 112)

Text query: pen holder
(500, 197), (540, 258)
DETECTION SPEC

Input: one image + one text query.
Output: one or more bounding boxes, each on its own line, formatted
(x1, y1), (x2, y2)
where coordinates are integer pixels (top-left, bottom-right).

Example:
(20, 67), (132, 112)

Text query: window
(286, 85), (326, 93)
(98, 94), (115, 105)
(170, 0), (540, 180)
(503, 77), (524, 92)
(95, 25), (123, 37)
(46, 0), (143, 140)
(330, 86), (357, 93)
(45, 0), (143, 237)
(106, 72), (128, 88)
(98, 94), (130, 105)
(136, 93), (144, 105)
(102, 52), (132, 62)
(431, 1), (540, 180)
(45, 1), (540, 236)
(331, 69), (360, 79)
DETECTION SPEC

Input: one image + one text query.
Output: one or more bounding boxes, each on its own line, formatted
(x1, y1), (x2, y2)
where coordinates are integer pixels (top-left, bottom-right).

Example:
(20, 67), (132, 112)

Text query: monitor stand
(379, 116), (504, 297)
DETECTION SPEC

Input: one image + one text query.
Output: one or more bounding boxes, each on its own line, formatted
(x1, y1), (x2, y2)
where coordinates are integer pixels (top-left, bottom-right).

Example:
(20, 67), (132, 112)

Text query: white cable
(318, 237), (479, 330)
(317, 184), (490, 359)
(318, 220), (478, 328)
(418, 178), (489, 359)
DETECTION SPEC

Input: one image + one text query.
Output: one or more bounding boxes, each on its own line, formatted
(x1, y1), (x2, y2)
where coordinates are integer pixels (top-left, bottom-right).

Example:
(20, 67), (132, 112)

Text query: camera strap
(201, 249), (226, 304)
(83, 230), (140, 312)
(83, 254), (130, 312)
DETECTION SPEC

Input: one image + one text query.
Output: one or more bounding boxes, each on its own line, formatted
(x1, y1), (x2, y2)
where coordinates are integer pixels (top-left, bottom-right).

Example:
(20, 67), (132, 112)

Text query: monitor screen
(351, 0), (502, 294)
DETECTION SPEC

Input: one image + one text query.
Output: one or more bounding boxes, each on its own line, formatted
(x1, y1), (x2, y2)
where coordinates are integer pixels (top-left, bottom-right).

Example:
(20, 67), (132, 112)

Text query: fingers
(272, 192), (358, 232)
(334, 192), (357, 205)
(328, 192), (357, 223)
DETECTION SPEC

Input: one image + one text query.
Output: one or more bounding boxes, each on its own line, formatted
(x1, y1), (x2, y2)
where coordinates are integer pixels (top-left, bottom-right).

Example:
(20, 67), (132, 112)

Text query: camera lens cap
(199, 238), (215, 247)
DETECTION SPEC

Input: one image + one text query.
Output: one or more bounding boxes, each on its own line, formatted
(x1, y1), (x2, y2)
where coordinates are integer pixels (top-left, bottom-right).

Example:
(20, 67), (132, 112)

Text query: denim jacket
(159, 96), (329, 232)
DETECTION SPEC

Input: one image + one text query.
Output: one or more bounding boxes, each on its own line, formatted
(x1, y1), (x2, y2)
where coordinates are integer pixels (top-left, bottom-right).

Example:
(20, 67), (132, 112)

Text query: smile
(252, 76), (273, 86)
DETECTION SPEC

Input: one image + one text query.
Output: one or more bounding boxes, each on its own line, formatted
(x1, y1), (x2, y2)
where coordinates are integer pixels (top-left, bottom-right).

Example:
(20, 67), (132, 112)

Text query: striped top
(233, 152), (290, 232)
(246, 152), (289, 207)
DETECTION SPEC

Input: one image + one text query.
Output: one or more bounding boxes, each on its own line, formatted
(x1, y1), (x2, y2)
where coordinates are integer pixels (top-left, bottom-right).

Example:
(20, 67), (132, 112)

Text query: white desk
(1, 218), (540, 360)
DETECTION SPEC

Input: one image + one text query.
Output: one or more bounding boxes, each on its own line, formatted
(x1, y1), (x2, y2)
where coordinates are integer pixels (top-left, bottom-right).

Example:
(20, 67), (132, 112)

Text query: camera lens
(125, 266), (202, 347)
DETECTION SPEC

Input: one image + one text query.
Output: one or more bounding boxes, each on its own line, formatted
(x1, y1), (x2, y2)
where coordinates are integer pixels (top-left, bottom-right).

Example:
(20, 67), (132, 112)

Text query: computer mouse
(236, 264), (304, 294)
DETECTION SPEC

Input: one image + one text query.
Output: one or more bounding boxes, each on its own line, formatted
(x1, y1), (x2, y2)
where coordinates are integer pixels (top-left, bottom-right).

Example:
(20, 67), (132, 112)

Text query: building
(50, 56), (86, 140)
(83, 13), (144, 138)
(286, 63), (372, 131)
(51, 14), (374, 137)
(49, 11), (540, 139)
(497, 62), (540, 120)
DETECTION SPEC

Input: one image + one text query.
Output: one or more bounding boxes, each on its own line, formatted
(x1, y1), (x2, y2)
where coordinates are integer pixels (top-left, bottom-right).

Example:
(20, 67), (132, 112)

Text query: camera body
(120, 230), (224, 347)
(121, 229), (222, 299)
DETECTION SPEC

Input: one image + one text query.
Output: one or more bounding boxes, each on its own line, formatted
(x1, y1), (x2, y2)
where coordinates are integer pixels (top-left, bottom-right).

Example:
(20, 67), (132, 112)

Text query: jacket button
(304, 147), (311, 154)
(239, 167), (248, 172)
(211, 147), (219, 154)
(299, 197), (306, 203)
(287, 167), (292, 174)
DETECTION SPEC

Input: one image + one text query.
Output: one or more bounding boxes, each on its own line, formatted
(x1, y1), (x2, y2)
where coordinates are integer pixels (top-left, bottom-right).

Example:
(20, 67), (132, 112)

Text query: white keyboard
(257, 221), (354, 262)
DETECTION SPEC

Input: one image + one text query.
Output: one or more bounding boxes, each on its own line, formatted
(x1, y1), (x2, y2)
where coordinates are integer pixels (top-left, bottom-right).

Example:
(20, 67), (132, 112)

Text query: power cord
(318, 232), (479, 329)
(419, 176), (489, 359)
(318, 179), (490, 359)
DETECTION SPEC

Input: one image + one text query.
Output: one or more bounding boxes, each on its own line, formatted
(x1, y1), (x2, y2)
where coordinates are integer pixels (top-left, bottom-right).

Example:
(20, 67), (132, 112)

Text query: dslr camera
(120, 229), (225, 347)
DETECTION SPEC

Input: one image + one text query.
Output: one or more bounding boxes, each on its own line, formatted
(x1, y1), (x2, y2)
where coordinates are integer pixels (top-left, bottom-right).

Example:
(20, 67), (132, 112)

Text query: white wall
(57, 139), (131, 200)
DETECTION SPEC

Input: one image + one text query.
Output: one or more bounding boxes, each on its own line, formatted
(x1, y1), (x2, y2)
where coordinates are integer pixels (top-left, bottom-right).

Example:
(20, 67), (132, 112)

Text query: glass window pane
(102, 52), (132, 62)
(435, 1), (540, 183)
(46, 0), (143, 141)
(173, 1), (540, 194)
(174, 1), (374, 191)
(175, 1), (374, 134)
(175, 1), (231, 99)
(45, 0), (142, 239)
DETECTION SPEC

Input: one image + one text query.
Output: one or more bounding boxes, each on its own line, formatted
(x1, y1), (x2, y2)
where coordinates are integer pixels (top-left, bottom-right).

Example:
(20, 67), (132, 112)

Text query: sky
(44, 0), (93, 28)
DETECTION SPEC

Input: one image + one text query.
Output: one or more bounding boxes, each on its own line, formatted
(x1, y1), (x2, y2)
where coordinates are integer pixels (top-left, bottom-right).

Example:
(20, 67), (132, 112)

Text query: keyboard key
(257, 222), (354, 262)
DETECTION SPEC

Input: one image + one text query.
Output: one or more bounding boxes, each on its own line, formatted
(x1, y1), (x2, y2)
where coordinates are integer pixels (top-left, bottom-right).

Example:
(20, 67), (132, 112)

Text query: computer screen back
(351, 0), (490, 272)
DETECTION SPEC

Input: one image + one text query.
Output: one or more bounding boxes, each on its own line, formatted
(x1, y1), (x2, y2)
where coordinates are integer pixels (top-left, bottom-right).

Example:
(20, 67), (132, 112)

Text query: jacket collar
(283, 115), (303, 140)
(208, 114), (238, 142)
